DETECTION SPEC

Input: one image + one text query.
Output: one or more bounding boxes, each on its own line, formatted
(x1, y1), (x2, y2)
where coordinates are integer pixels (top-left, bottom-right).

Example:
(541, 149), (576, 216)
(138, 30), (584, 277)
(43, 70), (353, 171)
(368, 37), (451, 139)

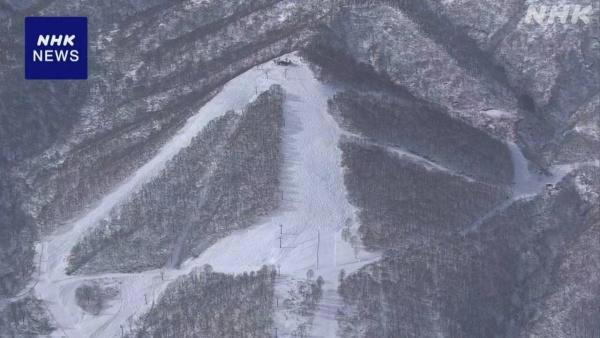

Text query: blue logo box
(25, 17), (87, 79)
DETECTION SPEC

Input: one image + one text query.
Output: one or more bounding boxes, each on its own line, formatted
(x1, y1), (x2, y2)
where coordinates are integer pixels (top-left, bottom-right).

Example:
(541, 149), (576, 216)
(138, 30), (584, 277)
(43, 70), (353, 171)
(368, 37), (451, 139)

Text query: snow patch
(481, 109), (515, 118)
(574, 122), (600, 140)
(124, 61), (144, 80)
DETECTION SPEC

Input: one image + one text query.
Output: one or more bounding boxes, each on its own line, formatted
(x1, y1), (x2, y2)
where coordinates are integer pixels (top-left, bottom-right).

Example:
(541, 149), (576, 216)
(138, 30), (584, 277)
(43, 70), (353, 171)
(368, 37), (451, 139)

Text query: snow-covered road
(31, 53), (377, 337)
(463, 143), (600, 235)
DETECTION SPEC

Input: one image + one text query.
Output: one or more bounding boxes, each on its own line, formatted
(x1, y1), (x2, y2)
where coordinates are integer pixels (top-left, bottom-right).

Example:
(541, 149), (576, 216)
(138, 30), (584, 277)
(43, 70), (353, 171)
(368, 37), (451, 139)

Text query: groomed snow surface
(32, 53), (378, 338)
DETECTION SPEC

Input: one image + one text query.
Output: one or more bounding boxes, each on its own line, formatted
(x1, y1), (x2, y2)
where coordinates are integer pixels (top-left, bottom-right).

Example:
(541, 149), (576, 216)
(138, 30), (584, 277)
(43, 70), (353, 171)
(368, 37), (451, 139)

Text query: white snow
(384, 143), (477, 183)
(275, 1), (297, 23)
(124, 61), (144, 80)
(278, 11), (291, 23)
(31, 53), (378, 337)
(481, 109), (515, 118)
(574, 122), (600, 140)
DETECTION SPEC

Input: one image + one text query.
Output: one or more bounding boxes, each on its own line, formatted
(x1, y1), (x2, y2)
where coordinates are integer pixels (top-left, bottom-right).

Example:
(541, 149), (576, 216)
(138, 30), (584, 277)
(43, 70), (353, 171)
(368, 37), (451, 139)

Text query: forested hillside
(68, 86), (285, 274)
(130, 265), (277, 338)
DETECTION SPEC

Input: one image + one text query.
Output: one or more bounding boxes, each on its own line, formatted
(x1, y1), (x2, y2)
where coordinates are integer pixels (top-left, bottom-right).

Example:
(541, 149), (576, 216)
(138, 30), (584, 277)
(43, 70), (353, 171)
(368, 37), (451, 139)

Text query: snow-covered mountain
(1, 0), (598, 337)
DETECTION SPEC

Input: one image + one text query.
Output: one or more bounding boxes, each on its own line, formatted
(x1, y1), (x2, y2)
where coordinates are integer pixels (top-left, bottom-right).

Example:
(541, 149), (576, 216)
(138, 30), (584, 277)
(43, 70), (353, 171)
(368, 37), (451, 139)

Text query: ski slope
(184, 54), (377, 279)
(31, 53), (378, 338)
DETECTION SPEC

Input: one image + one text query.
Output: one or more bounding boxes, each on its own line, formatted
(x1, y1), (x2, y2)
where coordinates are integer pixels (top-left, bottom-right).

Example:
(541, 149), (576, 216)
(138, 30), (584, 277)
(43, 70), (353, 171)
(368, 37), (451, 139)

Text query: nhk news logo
(25, 17), (88, 80)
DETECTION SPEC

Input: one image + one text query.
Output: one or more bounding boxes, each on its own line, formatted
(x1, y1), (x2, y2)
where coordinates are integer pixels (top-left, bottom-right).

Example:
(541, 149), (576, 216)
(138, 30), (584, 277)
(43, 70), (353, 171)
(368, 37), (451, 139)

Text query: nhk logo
(524, 4), (594, 26)
(34, 35), (79, 62)
(25, 17), (87, 79)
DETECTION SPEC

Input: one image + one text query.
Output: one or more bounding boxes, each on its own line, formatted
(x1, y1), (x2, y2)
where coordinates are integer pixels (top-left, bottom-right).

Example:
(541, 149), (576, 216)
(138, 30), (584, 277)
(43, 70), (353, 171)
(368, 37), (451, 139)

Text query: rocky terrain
(0, 0), (598, 337)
